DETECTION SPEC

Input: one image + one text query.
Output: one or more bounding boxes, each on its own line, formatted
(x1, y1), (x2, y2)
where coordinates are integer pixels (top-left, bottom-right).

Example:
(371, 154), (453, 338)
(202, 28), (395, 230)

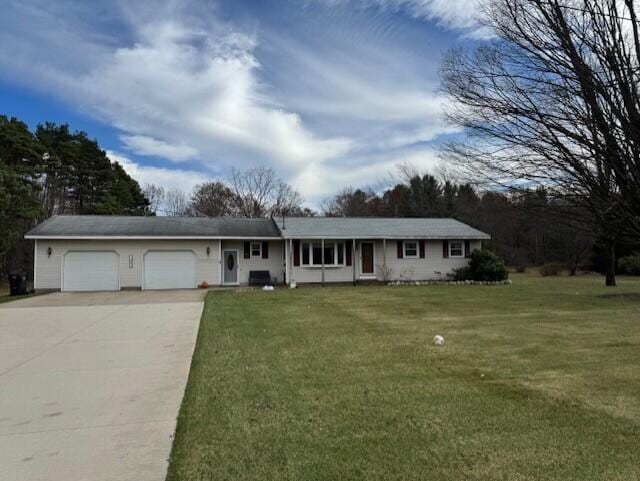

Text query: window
(302, 243), (310, 265)
(324, 243), (335, 266)
(301, 241), (345, 266)
(250, 242), (262, 258)
(312, 243), (323, 265)
(403, 241), (418, 258)
(449, 241), (464, 257)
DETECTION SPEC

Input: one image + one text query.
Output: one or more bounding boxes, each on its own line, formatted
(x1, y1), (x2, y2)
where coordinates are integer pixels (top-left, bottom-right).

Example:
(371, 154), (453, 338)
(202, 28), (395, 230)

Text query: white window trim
(250, 242), (262, 258)
(403, 240), (419, 259)
(301, 241), (345, 267)
(449, 240), (464, 258)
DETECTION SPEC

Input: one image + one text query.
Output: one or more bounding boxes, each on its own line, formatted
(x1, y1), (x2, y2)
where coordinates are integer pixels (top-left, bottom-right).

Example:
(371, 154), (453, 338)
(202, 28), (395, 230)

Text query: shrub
(618, 255), (640, 275)
(539, 262), (564, 276)
(453, 250), (508, 282)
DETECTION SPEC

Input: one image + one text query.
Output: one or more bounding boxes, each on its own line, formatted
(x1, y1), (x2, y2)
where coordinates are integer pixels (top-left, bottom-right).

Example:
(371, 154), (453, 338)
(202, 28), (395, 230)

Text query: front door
(223, 250), (238, 284)
(361, 242), (374, 275)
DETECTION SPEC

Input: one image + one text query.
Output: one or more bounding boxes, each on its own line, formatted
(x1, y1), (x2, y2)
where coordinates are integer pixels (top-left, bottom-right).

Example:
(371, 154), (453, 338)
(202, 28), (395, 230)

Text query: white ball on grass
(433, 335), (445, 346)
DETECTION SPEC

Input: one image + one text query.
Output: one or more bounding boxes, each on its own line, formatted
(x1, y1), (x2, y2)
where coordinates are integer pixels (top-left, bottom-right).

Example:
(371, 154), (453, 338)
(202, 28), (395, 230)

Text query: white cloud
(0, 0), (472, 208)
(86, 23), (351, 168)
(120, 135), (199, 162)
(319, 0), (488, 35)
(108, 150), (204, 194)
(292, 147), (443, 204)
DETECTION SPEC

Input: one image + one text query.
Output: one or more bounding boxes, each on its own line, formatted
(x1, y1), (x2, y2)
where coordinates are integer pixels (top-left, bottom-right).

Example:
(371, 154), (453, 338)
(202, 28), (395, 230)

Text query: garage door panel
(63, 251), (119, 292)
(144, 251), (196, 290)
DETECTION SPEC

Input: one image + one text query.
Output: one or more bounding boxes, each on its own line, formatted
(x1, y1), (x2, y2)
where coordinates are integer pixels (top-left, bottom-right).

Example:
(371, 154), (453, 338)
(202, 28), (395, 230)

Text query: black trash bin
(9, 273), (28, 296)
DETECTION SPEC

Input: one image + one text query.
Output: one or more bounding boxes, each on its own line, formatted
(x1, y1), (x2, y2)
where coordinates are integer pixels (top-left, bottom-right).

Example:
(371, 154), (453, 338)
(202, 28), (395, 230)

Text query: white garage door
(144, 251), (196, 290)
(63, 251), (119, 292)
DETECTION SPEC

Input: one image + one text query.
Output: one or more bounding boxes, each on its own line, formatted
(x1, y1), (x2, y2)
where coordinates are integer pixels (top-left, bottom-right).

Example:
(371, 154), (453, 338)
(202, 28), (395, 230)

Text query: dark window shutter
(419, 240), (426, 259)
(345, 240), (352, 266)
(262, 241), (269, 259)
(397, 240), (403, 259)
(443, 240), (449, 258)
(464, 240), (470, 258)
(244, 241), (250, 259)
(293, 240), (300, 266)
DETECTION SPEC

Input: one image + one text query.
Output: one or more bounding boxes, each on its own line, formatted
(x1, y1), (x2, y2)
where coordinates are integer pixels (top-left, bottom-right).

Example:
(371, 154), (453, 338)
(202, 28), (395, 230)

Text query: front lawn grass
(167, 274), (640, 481)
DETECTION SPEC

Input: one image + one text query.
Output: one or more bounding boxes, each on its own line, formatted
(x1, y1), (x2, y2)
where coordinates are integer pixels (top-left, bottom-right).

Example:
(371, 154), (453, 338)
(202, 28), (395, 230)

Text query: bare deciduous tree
(164, 188), (190, 216)
(190, 181), (238, 217)
(143, 183), (165, 215)
(441, 0), (640, 285)
(230, 166), (304, 217)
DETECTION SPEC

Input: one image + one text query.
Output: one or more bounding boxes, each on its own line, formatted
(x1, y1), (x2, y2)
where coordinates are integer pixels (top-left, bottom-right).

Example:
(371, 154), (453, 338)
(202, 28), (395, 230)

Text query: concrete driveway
(0, 290), (205, 481)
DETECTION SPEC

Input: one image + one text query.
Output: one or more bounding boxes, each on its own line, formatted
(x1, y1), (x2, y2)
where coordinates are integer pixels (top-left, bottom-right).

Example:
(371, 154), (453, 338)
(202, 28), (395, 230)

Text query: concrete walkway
(0, 290), (205, 481)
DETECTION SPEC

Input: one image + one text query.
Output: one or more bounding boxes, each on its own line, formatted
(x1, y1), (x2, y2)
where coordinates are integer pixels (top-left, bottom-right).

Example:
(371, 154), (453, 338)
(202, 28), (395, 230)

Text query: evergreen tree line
(0, 115), (149, 277)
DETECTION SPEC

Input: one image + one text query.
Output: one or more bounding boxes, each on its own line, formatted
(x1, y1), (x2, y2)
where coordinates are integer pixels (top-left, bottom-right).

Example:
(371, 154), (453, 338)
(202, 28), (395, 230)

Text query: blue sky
(0, 0), (485, 207)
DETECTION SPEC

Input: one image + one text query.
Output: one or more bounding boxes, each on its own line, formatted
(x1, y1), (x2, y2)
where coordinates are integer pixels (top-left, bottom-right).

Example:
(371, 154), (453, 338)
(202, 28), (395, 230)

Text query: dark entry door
(361, 242), (374, 275)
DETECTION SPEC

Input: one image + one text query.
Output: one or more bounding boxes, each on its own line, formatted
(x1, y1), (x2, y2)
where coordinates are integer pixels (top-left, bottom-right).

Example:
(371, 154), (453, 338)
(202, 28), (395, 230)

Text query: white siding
(289, 239), (482, 283)
(221, 240), (285, 285)
(35, 240), (221, 290)
(34, 237), (482, 290)
(381, 240), (482, 281)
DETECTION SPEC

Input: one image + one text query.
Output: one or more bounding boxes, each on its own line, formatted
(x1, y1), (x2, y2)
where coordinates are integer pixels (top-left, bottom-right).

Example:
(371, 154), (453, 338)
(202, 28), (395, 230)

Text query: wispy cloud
(0, 0), (482, 206)
(121, 135), (199, 162)
(108, 151), (204, 194)
(317, 0), (487, 35)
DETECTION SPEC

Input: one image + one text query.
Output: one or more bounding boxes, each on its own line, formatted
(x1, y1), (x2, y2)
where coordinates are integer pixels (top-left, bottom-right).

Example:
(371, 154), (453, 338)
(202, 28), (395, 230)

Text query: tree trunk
(605, 240), (616, 286)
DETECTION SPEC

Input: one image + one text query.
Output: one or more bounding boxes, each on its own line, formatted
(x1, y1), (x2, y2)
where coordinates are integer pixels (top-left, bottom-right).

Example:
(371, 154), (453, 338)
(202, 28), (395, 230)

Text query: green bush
(453, 250), (508, 282)
(618, 256), (640, 275)
(539, 262), (564, 276)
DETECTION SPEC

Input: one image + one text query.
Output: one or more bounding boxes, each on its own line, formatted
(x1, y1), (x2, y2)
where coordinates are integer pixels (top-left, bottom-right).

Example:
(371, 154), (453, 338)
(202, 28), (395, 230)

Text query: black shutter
(345, 240), (352, 266)
(262, 241), (269, 259)
(293, 240), (300, 266)
(244, 241), (250, 259)
(397, 240), (403, 259)
(464, 240), (471, 258)
(443, 240), (449, 258)
(419, 240), (426, 259)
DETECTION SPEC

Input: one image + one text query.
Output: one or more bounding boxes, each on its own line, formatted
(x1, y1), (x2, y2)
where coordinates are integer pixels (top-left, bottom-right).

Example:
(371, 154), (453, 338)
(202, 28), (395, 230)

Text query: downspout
(33, 239), (37, 291)
(218, 240), (222, 285)
(352, 239), (356, 286)
(321, 238), (325, 286)
(382, 238), (386, 282)
(283, 238), (287, 285)
(289, 238), (294, 285)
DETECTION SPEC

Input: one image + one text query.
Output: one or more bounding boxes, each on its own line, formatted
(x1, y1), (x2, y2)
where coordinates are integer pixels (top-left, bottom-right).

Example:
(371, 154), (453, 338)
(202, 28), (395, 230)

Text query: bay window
(301, 241), (345, 266)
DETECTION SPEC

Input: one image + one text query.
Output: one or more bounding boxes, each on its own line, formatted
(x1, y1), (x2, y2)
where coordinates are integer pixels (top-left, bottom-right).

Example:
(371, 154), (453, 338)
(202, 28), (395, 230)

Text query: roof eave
(280, 235), (491, 240)
(24, 235), (282, 240)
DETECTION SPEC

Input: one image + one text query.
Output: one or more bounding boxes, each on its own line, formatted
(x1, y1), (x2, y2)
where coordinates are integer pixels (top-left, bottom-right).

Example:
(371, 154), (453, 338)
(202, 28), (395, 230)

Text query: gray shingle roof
(25, 215), (281, 238)
(277, 217), (490, 239)
(25, 215), (490, 240)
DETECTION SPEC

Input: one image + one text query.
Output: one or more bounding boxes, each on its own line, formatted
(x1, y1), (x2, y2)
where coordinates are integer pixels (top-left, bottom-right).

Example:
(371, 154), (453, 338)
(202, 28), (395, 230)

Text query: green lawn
(167, 274), (640, 481)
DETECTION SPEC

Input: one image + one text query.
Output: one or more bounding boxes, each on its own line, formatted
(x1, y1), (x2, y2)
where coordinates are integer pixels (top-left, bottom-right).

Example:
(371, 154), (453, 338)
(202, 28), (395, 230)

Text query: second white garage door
(144, 251), (196, 290)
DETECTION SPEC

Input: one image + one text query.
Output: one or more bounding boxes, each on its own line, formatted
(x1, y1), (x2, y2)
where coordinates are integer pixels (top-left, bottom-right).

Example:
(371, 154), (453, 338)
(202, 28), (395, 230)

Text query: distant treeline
(320, 175), (638, 274)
